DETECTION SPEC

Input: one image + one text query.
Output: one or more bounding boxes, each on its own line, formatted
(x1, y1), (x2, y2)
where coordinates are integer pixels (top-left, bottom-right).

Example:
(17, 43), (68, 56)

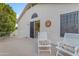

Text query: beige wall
(16, 4), (79, 44)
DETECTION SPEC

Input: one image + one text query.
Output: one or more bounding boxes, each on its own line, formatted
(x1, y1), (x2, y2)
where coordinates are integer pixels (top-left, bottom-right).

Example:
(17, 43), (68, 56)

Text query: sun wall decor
(45, 20), (52, 28)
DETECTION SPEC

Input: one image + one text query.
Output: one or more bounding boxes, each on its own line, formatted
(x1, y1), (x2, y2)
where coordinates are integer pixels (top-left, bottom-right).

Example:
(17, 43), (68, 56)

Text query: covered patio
(0, 37), (56, 56)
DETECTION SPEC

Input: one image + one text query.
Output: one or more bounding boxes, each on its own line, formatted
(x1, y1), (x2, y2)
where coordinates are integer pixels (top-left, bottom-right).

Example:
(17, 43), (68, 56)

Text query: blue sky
(8, 3), (27, 18)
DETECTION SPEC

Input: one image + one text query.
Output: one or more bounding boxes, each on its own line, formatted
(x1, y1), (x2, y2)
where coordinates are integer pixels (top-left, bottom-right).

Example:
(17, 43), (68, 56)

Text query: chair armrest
(57, 41), (63, 47)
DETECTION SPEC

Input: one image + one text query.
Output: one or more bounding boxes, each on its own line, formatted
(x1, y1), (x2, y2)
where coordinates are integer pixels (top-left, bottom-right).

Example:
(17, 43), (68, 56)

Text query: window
(31, 13), (38, 19)
(60, 11), (78, 37)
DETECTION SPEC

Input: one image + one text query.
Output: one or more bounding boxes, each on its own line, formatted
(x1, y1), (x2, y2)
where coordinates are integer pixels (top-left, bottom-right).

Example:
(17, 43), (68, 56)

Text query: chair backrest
(38, 32), (47, 40)
(63, 33), (79, 46)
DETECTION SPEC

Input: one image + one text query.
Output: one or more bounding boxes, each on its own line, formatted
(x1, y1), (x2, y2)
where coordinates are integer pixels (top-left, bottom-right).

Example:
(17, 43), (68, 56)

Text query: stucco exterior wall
(16, 3), (79, 44)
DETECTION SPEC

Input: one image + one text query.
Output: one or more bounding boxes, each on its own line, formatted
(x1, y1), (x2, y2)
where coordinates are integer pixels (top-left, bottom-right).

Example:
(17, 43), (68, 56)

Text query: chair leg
(50, 51), (51, 55)
(38, 49), (39, 56)
(56, 49), (59, 56)
(50, 48), (51, 55)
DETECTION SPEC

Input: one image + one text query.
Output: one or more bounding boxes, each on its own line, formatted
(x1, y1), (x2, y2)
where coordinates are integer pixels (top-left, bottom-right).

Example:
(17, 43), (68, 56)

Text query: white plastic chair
(56, 33), (79, 56)
(38, 32), (51, 55)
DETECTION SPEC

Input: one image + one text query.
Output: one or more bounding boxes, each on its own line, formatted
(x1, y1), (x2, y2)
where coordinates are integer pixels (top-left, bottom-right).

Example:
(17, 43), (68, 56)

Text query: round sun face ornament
(45, 20), (51, 27)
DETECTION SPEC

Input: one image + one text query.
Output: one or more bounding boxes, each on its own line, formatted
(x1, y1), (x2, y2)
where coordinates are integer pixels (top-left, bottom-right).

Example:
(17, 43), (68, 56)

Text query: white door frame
(30, 17), (40, 38)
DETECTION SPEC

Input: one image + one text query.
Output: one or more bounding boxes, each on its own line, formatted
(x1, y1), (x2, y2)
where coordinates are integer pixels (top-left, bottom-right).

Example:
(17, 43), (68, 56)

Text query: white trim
(30, 18), (40, 38)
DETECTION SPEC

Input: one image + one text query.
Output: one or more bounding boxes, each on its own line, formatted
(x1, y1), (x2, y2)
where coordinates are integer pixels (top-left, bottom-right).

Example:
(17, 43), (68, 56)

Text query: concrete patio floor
(0, 37), (56, 56)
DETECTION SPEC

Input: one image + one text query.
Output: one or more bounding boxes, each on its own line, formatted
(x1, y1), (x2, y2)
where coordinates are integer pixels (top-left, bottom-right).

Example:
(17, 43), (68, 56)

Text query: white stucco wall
(16, 3), (79, 45)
